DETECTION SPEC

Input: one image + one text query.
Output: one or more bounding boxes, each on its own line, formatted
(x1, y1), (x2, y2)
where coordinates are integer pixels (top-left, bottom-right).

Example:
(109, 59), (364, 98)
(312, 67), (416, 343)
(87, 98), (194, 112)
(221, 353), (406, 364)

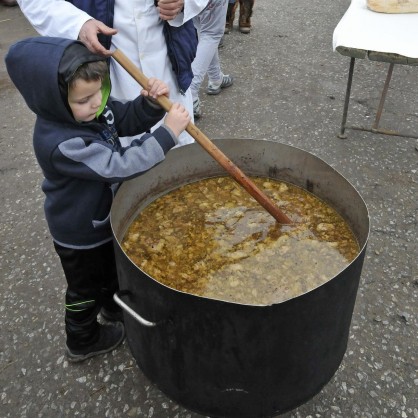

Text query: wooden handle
(112, 49), (292, 224)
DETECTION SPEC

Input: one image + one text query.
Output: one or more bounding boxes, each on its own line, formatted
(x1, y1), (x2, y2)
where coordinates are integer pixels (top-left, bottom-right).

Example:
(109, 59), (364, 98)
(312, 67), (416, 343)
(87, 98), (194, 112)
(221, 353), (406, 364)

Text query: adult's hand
(156, 0), (185, 20)
(78, 19), (118, 56)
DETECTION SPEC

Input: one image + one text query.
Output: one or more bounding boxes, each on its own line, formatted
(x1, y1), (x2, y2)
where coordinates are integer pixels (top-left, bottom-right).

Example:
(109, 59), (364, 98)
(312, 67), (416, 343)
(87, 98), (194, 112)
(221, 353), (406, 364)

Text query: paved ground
(1, 1), (417, 417)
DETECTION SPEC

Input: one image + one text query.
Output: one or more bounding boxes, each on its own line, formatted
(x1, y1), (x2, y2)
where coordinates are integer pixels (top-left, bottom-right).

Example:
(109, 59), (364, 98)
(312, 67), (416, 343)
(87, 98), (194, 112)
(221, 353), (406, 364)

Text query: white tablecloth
(333, 0), (418, 58)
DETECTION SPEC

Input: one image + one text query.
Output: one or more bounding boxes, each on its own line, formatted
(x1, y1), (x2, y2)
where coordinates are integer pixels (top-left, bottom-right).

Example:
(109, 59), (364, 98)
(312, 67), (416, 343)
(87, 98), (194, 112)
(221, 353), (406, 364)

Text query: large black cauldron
(111, 139), (369, 418)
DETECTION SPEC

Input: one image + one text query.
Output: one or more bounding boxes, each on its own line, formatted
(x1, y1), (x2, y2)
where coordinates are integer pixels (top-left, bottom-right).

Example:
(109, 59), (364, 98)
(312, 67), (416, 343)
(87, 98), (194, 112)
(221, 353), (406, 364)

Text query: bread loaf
(367, 0), (418, 13)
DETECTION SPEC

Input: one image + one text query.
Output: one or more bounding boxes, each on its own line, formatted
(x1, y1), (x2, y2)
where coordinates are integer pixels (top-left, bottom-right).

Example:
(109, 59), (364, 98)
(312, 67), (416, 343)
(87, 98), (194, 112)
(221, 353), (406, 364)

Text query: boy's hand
(165, 103), (191, 138)
(141, 77), (170, 100)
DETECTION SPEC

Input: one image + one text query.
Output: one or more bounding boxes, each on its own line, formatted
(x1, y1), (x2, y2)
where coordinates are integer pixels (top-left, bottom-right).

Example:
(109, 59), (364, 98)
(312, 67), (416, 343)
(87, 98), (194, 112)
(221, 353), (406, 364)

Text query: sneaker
(206, 74), (234, 95)
(101, 306), (124, 323)
(66, 322), (125, 363)
(193, 97), (201, 119)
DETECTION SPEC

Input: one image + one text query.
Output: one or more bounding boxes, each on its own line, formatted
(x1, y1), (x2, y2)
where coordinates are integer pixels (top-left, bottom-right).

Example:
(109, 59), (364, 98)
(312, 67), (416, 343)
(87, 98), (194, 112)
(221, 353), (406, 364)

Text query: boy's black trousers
(54, 240), (120, 350)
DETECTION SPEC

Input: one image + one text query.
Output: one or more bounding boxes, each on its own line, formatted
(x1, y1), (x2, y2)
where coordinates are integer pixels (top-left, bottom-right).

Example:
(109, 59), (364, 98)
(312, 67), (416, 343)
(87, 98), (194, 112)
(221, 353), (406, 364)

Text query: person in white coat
(17, 0), (209, 146)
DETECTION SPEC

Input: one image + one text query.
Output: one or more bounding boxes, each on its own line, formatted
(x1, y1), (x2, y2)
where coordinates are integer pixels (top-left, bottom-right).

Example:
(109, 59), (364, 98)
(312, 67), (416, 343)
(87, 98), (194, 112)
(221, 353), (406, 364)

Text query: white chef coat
(17, 0), (209, 146)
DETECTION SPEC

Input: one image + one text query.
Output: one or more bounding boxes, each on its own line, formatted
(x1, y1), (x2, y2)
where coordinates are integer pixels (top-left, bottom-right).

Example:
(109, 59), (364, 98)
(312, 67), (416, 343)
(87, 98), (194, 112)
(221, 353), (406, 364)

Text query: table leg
(338, 57), (356, 139)
(372, 63), (394, 131)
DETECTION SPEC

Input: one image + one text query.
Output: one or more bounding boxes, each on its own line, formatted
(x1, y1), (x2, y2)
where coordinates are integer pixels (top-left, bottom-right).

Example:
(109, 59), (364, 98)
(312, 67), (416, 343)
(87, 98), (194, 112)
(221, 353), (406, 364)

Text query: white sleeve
(17, 0), (93, 40)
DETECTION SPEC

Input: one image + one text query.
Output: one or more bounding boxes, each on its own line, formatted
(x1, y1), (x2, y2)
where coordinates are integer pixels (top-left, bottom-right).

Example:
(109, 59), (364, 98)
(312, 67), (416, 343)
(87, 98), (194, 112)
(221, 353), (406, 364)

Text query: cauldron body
(111, 139), (369, 418)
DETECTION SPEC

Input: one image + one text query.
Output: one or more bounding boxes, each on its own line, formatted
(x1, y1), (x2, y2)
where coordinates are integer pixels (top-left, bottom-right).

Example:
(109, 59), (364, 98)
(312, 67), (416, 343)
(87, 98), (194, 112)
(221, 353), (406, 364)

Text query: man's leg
(239, 0), (254, 34)
(225, 0), (238, 34)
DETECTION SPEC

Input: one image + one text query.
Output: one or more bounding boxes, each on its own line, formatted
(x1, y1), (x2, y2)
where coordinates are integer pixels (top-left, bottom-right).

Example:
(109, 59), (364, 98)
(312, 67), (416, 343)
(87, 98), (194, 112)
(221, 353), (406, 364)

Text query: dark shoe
(101, 306), (124, 323)
(239, 15), (252, 34)
(66, 322), (125, 363)
(0, 0), (18, 6)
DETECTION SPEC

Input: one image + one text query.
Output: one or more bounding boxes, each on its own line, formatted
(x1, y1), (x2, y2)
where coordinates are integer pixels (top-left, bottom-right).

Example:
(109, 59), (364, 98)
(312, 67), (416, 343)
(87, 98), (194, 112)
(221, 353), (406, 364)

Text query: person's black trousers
(54, 240), (119, 349)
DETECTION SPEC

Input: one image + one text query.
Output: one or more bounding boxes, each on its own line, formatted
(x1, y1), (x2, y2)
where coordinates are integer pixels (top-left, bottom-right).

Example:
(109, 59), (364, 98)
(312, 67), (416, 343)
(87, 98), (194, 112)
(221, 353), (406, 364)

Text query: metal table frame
(336, 46), (418, 139)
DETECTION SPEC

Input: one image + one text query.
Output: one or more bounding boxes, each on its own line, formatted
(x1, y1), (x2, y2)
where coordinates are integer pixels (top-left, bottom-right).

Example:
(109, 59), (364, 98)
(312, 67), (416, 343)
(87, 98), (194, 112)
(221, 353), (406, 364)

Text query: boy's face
(68, 78), (103, 123)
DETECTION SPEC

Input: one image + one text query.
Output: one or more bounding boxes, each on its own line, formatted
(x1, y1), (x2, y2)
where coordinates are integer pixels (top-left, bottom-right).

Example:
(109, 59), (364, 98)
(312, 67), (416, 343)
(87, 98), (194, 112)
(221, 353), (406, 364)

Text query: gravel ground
(0, 1), (417, 417)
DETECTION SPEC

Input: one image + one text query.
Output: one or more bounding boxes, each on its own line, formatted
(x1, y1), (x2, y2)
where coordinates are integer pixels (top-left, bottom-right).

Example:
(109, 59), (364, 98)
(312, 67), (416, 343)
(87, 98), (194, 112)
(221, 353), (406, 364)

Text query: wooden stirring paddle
(111, 49), (292, 225)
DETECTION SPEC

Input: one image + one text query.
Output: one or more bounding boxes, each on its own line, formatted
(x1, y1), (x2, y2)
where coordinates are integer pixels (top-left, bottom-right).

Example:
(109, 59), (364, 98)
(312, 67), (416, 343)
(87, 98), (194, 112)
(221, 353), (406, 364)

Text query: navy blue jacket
(5, 37), (177, 249)
(67, 0), (114, 49)
(66, 0), (197, 93)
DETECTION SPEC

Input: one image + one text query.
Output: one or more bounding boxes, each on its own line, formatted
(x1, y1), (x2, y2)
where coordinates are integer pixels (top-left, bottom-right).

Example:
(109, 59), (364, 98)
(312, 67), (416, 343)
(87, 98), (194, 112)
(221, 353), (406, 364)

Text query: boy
(5, 37), (190, 362)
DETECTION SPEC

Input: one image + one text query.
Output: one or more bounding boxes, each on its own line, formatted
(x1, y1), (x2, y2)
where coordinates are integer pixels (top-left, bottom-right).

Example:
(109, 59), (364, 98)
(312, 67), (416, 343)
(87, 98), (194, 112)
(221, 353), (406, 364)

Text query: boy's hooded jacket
(5, 37), (177, 249)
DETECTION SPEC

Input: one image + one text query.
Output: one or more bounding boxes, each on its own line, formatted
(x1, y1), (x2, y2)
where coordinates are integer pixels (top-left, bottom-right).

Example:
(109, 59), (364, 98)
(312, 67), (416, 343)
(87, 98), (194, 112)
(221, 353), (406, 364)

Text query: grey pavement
(1, 1), (417, 417)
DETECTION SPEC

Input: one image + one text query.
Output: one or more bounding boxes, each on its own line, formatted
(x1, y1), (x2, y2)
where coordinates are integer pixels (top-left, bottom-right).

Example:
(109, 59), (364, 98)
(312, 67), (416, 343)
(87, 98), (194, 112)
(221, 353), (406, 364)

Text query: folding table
(333, 0), (418, 139)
